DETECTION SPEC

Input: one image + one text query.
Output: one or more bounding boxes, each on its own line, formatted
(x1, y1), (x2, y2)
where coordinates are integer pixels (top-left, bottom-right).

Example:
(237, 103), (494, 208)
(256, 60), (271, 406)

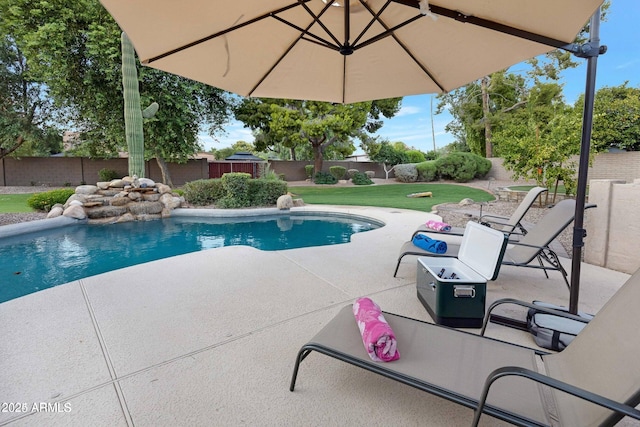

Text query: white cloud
(395, 104), (422, 117)
(615, 59), (640, 70)
(199, 120), (255, 151)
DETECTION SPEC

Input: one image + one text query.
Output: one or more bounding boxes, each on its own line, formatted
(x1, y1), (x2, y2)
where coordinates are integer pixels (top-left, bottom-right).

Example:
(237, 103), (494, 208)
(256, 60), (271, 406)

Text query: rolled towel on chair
(425, 219), (451, 232)
(412, 234), (448, 254)
(353, 298), (400, 362)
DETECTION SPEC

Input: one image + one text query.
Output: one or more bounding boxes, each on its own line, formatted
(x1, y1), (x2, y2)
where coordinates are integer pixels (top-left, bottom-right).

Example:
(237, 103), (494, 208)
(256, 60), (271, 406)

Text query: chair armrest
(478, 213), (509, 222)
(471, 366), (640, 427)
(480, 298), (590, 336)
(505, 240), (551, 251)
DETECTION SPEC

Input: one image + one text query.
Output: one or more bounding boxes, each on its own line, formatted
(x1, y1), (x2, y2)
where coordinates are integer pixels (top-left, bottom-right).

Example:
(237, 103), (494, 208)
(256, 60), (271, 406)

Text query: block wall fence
(0, 152), (638, 187)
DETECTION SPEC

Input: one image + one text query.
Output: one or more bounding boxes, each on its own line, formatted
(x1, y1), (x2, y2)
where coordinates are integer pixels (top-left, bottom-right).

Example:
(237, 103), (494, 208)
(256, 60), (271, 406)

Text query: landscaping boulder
(75, 185), (99, 195)
(86, 205), (128, 219)
(138, 178), (155, 188)
(115, 213), (135, 223)
(128, 191), (142, 201)
(156, 183), (172, 194)
(277, 194), (293, 210)
(110, 196), (130, 206)
(128, 201), (164, 216)
(160, 193), (182, 209)
(47, 205), (63, 219)
(63, 205), (87, 220)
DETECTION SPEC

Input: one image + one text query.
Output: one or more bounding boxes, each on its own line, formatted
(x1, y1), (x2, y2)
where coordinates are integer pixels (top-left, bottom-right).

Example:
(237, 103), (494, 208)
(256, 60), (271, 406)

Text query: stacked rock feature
(48, 176), (185, 224)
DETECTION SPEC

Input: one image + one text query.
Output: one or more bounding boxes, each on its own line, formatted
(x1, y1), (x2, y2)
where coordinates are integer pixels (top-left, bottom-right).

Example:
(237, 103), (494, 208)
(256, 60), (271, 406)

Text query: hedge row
(183, 173), (288, 208)
(395, 152), (491, 183)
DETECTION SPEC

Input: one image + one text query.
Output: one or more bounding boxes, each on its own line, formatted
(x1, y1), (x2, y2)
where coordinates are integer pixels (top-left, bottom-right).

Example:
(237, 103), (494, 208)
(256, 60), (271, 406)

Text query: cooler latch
(453, 285), (475, 298)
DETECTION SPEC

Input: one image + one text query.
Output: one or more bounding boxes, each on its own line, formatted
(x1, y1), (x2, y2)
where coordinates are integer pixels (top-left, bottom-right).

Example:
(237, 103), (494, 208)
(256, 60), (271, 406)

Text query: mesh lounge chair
(394, 199), (596, 289)
(411, 186), (548, 240)
(290, 269), (640, 426)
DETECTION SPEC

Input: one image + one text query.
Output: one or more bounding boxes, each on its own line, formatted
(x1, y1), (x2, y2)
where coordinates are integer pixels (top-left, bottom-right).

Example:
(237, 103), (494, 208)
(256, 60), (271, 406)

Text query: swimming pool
(0, 212), (382, 303)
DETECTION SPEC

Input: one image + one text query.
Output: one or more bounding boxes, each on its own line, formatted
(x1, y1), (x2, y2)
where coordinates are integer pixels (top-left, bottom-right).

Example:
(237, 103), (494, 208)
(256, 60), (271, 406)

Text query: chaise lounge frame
(290, 268), (640, 426)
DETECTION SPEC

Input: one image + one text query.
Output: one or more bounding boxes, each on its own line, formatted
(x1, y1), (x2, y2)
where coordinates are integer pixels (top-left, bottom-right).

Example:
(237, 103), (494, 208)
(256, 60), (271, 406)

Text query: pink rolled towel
(353, 297), (400, 362)
(425, 219), (452, 232)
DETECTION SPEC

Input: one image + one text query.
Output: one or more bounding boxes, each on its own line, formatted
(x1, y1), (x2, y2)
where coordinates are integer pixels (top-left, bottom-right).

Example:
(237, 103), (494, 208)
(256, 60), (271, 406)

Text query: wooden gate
(208, 161), (258, 179)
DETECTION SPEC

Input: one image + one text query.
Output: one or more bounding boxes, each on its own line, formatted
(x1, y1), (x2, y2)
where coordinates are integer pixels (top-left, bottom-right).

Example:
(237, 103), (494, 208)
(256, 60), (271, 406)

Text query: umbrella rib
(389, 0), (574, 50)
(356, 1), (446, 92)
(351, 0), (392, 47)
(248, 4), (338, 97)
(144, 1), (312, 64)
(270, 15), (337, 52)
(298, 1), (342, 48)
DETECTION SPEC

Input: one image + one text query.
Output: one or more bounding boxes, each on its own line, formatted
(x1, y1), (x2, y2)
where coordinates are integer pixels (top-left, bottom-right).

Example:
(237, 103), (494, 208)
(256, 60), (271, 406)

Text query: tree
(494, 82), (581, 195)
(209, 141), (256, 160)
(579, 83), (640, 152)
(0, 36), (61, 158)
(235, 98), (401, 173)
(362, 139), (408, 180)
(435, 2), (608, 159)
(436, 70), (527, 157)
(0, 0), (234, 184)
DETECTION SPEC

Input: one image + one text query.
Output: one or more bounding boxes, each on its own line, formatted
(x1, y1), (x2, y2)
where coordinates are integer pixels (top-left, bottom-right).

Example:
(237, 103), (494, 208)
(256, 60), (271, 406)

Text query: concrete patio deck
(0, 205), (632, 426)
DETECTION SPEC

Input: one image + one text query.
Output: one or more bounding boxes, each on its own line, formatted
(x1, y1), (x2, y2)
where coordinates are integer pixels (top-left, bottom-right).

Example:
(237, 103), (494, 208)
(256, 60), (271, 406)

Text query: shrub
(27, 189), (75, 211)
(260, 163), (281, 181)
(424, 150), (439, 161)
(394, 163), (419, 183)
(472, 154), (492, 178)
(416, 161), (437, 182)
(218, 172), (252, 208)
(405, 150), (426, 163)
(435, 153), (477, 182)
(314, 171), (337, 184)
(365, 171), (375, 178)
(329, 165), (347, 180)
(98, 168), (120, 182)
(248, 179), (288, 206)
(304, 164), (314, 179)
(182, 179), (225, 206)
(351, 171), (374, 185)
(347, 169), (359, 179)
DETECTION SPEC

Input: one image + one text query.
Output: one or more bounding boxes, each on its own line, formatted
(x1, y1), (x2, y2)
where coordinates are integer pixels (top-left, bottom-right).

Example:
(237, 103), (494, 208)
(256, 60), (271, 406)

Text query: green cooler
(416, 221), (508, 328)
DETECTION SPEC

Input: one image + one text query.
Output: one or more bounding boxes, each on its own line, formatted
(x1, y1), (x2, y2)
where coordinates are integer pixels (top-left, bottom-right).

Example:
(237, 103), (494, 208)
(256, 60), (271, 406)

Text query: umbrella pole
(569, 7), (604, 314)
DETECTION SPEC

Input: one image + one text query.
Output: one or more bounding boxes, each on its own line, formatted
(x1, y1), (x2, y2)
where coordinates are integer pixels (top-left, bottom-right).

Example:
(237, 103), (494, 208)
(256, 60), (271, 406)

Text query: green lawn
(0, 184), (493, 214)
(291, 183), (494, 212)
(0, 194), (37, 213)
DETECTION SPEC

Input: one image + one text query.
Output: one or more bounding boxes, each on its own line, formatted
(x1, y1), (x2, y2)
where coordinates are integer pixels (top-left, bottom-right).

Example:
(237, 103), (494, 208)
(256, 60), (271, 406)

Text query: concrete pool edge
(172, 205), (387, 227)
(0, 215), (83, 239)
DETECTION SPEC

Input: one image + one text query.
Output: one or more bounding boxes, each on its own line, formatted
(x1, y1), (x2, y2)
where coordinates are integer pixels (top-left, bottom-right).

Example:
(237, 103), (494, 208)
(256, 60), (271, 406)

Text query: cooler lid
(458, 221), (508, 281)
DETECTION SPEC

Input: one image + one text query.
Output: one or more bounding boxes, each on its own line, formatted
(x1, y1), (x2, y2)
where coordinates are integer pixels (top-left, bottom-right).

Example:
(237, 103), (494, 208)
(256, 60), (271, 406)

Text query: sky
(200, 0), (640, 154)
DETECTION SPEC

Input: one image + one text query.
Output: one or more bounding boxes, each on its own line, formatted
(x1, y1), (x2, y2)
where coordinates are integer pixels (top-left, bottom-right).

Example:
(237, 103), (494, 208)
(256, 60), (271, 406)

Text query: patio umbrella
(99, 0), (606, 311)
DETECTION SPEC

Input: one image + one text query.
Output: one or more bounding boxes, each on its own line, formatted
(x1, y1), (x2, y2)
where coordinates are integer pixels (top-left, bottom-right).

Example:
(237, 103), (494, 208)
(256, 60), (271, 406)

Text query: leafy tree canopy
(0, 0), (234, 172)
(0, 36), (61, 158)
(234, 97), (401, 172)
(574, 83), (640, 152)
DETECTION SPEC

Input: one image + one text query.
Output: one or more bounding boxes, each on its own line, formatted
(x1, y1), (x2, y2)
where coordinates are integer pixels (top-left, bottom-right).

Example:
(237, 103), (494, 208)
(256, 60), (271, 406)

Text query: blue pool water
(1, 213), (382, 303)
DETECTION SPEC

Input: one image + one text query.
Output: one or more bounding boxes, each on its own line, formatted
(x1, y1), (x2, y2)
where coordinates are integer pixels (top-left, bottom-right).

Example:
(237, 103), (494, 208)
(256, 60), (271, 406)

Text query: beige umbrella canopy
(99, 0), (603, 104)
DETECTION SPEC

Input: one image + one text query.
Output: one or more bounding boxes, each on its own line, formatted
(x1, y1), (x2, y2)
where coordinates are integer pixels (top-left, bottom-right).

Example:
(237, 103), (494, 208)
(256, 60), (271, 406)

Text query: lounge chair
(394, 199), (596, 289)
(290, 269), (640, 426)
(412, 186), (548, 240)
